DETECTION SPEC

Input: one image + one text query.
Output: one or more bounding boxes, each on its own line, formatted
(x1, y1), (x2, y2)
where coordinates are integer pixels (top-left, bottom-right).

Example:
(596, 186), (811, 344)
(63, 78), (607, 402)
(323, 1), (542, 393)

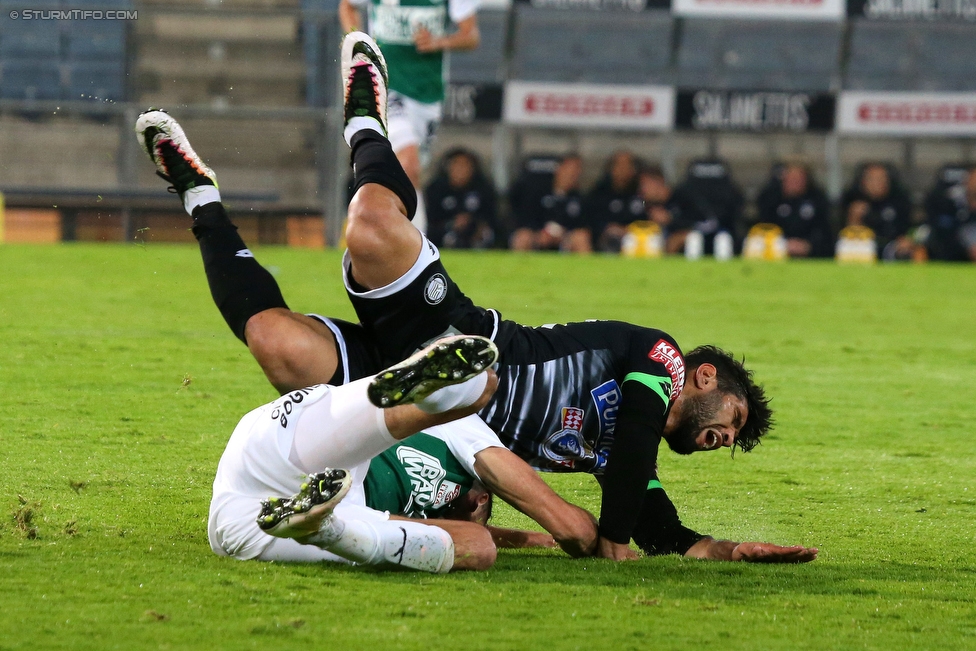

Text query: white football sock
(308, 515), (454, 573)
(183, 186), (222, 216)
(344, 117), (385, 147)
(415, 372), (488, 414)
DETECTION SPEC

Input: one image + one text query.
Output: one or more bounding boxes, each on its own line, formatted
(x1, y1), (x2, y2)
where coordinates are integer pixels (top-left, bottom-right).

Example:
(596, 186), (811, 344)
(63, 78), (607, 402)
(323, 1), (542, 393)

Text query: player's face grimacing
(663, 363), (748, 456)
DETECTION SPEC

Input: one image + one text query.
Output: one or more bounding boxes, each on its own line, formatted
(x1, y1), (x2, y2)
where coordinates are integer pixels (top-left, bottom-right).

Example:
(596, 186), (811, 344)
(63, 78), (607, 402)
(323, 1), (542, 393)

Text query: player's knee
(346, 190), (394, 258)
(244, 309), (311, 393)
(245, 308), (290, 357)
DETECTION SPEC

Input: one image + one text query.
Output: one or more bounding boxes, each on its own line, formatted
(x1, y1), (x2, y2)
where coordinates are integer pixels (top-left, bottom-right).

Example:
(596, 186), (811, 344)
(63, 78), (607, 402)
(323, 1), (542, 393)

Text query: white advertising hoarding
(837, 92), (976, 136)
(673, 0), (844, 20)
(503, 81), (675, 131)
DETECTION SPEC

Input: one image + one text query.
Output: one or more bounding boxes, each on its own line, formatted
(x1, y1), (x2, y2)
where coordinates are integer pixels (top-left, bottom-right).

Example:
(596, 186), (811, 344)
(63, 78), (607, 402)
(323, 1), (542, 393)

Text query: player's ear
(694, 363), (718, 390)
(475, 491), (490, 508)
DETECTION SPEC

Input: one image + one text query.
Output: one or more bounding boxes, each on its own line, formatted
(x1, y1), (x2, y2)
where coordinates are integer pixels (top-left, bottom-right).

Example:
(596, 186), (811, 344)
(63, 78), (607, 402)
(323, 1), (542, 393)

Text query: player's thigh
(245, 309), (341, 391)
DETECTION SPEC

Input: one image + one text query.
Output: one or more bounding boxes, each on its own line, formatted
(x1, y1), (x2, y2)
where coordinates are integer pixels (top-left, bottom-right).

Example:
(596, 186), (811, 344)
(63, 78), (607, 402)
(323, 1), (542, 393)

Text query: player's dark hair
(684, 345), (773, 453)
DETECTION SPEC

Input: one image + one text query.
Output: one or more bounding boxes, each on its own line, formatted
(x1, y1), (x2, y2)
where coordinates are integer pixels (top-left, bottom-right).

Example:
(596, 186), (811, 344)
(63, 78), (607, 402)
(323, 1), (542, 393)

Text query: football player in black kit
(146, 32), (817, 564)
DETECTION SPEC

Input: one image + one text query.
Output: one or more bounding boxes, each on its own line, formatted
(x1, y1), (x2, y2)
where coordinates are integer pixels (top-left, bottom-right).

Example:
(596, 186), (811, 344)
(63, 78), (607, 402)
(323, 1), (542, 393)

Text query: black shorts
(306, 315), (384, 385)
(343, 238), (518, 366)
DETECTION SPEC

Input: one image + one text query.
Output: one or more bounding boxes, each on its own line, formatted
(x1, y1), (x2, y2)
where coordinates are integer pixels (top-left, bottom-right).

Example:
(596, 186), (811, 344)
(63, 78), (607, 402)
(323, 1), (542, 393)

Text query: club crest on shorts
(424, 273), (448, 305)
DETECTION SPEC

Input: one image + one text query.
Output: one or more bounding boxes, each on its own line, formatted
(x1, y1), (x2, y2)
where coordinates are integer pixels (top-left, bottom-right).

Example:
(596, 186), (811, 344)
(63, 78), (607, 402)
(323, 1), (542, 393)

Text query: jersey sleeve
(631, 479), (706, 556)
(449, 0), (480, 24)
(597, 331), (686, 544)
(422, 415), (504, 480)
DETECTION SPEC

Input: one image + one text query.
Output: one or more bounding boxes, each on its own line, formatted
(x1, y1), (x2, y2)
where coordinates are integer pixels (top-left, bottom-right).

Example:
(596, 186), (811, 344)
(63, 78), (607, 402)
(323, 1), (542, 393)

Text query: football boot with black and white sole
(341, 31), (389, 136)
(256, 469), (352, 540)
(135, 109), (217, 197)
(367, 335), (498, 408)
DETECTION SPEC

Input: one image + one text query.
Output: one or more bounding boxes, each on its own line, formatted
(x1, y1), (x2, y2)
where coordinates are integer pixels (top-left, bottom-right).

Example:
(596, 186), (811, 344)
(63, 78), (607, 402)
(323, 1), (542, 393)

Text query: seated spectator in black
(668, 159), (744, 255)
(509, 154), (590, 253)
(588, 150), (646, 252)
(924, 165), (976, 262)
(756, 161), (833, 258)
(841, 163), (914, 260)
(424, 148), (497, 249)
(636, 166), (693, 254)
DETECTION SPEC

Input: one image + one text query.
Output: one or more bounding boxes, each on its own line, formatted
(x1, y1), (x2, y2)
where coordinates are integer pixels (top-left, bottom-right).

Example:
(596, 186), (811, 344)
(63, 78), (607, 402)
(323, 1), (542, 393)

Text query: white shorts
(208, 380), (395, 563)
(387, 90), (442, 165)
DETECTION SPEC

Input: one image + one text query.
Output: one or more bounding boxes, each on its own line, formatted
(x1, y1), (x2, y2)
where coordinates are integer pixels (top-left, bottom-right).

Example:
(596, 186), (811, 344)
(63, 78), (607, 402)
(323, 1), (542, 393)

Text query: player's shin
(414, 372), (488, 414)
(306, 516), (455, 573)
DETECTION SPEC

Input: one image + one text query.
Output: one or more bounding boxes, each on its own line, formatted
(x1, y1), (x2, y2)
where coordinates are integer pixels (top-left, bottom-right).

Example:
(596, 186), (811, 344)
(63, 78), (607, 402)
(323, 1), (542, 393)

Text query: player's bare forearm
(488, 526), (556, 549)
(338, 0), (362, 33)
(473, 447), (598, 557)
(685, 537), (819, 563)
(414, 17), (479, 53)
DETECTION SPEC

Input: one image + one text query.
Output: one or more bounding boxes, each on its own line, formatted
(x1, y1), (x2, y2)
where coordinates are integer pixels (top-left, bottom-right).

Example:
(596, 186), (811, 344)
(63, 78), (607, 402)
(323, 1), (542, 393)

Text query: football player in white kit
(210, 335), (504, 573)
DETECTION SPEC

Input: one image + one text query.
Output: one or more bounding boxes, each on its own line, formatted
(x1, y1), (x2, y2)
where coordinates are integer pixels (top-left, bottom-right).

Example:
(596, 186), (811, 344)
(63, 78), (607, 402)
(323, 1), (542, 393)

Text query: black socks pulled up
(349, 130), (417, 221)
(191, 202), (288, 343)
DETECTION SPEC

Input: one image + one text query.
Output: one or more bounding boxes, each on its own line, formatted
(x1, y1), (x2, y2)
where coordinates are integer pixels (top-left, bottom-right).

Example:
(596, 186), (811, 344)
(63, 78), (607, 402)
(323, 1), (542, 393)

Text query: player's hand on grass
(596, 536), (639, 561)
(730, 542), (819, 564)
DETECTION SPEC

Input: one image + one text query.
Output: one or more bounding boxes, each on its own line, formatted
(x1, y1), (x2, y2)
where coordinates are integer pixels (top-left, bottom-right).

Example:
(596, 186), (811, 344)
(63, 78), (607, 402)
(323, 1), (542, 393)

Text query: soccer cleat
(367, 335), (498, 408)
(256, 469), (352, 539)
(341, 31), (389, 136)
(134, 108), (217, 196)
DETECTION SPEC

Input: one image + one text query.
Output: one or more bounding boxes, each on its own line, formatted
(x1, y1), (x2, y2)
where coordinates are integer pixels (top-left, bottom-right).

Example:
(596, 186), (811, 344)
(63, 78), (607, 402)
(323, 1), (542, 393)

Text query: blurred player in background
(339, 0), (481, 233)
(212, 337), (502, 572)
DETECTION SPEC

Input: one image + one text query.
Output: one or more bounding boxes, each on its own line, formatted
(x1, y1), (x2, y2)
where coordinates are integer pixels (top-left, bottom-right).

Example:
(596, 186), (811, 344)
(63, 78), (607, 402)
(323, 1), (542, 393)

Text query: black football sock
(191, 202), (288, 343)
(349, 130), (417, 220)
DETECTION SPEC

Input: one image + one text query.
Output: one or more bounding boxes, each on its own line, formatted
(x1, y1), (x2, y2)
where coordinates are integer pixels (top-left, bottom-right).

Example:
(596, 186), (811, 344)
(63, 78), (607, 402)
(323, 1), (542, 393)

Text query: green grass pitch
(1, 243), (975, 650)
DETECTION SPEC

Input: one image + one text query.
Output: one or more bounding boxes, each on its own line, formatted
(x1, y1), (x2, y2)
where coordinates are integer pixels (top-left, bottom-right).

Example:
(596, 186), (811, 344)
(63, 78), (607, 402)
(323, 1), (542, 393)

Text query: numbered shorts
(387, 90), (442, 165)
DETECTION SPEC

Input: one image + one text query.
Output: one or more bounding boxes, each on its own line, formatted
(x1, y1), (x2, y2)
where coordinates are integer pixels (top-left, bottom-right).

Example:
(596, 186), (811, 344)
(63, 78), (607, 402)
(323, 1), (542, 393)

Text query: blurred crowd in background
(424, 148), (976, 263)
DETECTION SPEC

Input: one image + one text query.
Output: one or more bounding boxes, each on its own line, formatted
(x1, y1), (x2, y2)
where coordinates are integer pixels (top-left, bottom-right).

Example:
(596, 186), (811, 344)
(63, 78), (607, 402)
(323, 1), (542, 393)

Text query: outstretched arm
(473, 447), (598, 558)
(487, 526), (557, 550)
(685, 537), (818, 563)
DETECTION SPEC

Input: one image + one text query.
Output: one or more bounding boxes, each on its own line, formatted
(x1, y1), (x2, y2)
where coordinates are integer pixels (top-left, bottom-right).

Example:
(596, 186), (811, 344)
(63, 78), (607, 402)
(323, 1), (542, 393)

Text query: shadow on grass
(252, 550), (976, 604)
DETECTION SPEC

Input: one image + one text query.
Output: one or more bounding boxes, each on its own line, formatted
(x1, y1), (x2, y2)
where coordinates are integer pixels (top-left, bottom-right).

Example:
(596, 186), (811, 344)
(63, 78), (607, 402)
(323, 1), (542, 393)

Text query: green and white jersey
(363, 416), (501, 519)
(349, 0), (480, 104)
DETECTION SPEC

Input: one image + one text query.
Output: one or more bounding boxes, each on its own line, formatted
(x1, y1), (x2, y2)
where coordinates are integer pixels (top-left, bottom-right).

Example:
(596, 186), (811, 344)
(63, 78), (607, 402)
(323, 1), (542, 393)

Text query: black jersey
(479, 321), (684, 474)
(345, 248), (699, 551)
